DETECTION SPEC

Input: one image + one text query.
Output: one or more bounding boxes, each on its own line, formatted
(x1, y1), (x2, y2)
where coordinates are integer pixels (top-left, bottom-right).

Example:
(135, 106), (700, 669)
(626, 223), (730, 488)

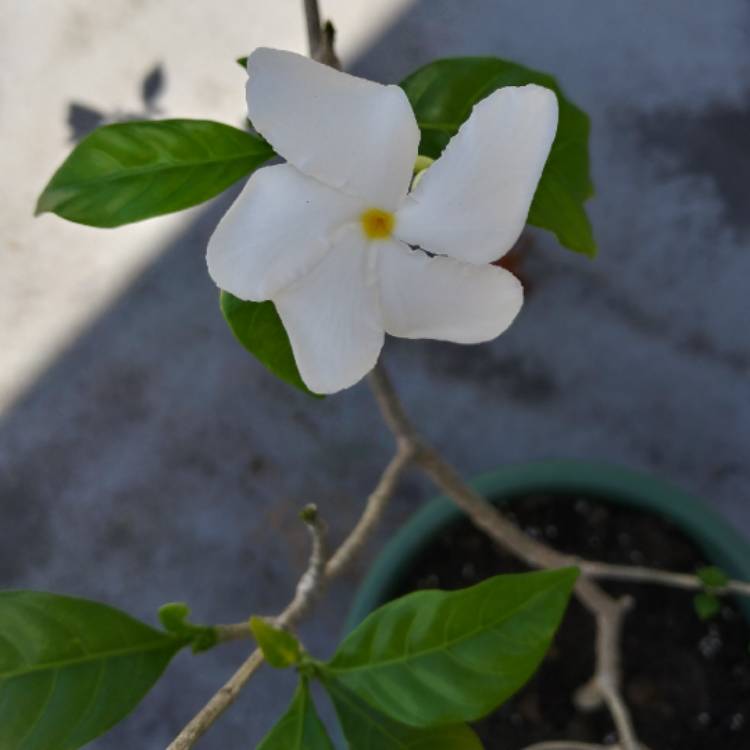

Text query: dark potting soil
(389, 494), (750, 750)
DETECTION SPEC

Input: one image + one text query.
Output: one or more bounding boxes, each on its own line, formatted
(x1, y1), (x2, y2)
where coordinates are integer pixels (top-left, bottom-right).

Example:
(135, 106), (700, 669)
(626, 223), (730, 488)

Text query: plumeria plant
(8, 2), (749, 750)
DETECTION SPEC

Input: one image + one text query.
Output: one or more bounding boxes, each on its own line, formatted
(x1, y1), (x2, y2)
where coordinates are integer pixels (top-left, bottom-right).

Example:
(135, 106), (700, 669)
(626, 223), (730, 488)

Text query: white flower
(207, 48), (558, 394)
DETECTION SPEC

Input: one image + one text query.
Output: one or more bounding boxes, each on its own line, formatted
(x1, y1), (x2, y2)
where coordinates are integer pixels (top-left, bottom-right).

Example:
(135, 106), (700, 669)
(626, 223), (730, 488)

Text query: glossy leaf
(325, 679), (482, 750)
(36, 119), (274, 227)
(257, 679), (334, 750)
(400, 57), (596, 256)
(220, 291), (320, 397)
(0, 590), (185, 750)
(323, 568), (578, 727)
(250, 616), (302, 668)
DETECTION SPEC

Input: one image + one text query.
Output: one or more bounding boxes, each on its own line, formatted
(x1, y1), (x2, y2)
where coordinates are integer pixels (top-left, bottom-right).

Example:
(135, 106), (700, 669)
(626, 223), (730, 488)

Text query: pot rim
(345, 459), (750, 631)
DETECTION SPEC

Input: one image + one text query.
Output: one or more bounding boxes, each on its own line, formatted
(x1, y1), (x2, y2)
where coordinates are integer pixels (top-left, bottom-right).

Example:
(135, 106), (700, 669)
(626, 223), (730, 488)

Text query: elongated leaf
(36, 119), (274, 227)
(220, 292), (319, 397)
(249, 616), (302, 668)
(323, 568), (578, 727)
(257, 679), (334, 750)
(400, 57), (596, 256)
(325, 679), (482, 750)
(0, 590), (185, 750)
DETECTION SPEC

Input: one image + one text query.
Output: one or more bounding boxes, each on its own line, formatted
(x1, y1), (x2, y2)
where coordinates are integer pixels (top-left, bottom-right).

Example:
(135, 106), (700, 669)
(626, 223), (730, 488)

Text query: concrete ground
(1, 1), (749, 748)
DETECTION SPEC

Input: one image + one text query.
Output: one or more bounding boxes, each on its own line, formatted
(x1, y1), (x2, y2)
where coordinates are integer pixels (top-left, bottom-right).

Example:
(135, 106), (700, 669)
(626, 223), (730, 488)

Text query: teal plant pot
(346, 460), (750, 630)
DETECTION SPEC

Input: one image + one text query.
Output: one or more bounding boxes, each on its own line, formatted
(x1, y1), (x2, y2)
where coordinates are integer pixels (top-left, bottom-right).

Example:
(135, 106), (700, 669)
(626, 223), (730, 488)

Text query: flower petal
(275, 224), (384, 394)
(378, 242), (523, 342)
(207, 164), (363, 301)
(395, 85), (558, 264)
(246, 48), (419, 210)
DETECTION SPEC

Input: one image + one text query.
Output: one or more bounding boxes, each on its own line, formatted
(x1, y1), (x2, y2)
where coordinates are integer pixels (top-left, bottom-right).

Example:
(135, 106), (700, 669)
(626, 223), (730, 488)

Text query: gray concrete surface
(1, 1), (749, 748)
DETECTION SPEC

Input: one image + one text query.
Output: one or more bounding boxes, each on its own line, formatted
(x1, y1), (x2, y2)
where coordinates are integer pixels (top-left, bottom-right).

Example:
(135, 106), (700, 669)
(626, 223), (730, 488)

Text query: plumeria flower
(207, 48), (558, 394)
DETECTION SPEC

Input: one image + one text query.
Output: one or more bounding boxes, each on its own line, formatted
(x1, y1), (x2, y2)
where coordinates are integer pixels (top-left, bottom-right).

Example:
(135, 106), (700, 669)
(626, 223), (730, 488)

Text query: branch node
(573, 678), (604, 711)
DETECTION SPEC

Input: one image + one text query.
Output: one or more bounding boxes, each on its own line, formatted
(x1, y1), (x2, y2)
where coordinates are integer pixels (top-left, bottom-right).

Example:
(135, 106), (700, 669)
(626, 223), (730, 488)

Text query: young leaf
(36, 119), (274, 227)
(158, 601), (192, 631)
(693, 592), (721, 621)
(400, 57), (596, 257)
(250, 616), (303, 668)
(696, 565), (729, 590)
(322, 568), (578, 727)
(325, 678), (482, 750)
(219, 292), (320, 397)
(157, 602), (218, 653)
(257, 679), (334, 750)
(0, 590), (186, 750)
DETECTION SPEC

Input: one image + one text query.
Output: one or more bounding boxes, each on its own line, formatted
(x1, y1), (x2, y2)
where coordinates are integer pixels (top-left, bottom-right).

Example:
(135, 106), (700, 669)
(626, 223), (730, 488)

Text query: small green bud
(696, 566), (729, 590)
(158, 602), (190, 633)
(158, 601), (218, 653)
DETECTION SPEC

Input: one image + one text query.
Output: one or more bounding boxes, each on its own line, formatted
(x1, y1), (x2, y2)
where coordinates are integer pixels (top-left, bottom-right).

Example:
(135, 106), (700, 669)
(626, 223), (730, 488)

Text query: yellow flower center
(360, 208), (395, 240)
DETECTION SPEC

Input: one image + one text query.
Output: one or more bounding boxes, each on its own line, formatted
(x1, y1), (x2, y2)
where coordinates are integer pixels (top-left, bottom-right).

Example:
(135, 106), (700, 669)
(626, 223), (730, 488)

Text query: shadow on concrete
(68, 62), (166, 141)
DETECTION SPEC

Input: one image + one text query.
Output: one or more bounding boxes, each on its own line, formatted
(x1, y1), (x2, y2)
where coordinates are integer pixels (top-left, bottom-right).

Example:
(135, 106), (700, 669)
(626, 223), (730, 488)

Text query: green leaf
(237, 56), (248, 69)
(257, 679), (334, 750)
(250, 616), (303, 668)
(325, 679), (482, 750)
(322, 568), (578, 727)
(36, 119), (274, 227)
(696, 565), (729, 590)
(157, 601), (192, 631)
(693, 592), (721, 621)
(220, 291), (320, 397)
(157, 602), (218, 653)
(0, 590), (185, 750)
(400, 57), (596, 256)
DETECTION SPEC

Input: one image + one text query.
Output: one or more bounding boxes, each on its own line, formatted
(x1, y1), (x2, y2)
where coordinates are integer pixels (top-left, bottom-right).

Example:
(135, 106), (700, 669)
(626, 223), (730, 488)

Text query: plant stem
(367, 362), (641, 750)
(580, 560), (750, 596)
(326, 440), (415, 577)
(303, 0), (339, 67)
(166, 446), (413, 749)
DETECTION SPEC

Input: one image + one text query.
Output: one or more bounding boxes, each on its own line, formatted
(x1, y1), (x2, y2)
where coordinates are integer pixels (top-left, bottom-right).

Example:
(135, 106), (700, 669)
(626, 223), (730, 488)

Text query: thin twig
(166, 508), (326, 750)
(166, 649), (265, 750)
(303, 0), (340, 67)
(283, 504), (328, 622)
(580, 560), (750, 597)
(326, 441), (415, 577)
(367, 363), (641, 750)
(214, 622), (251, 643)
(166, 447), (413, 749)
(303, 0), (322, 57)
(203, 445), (414, 646)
